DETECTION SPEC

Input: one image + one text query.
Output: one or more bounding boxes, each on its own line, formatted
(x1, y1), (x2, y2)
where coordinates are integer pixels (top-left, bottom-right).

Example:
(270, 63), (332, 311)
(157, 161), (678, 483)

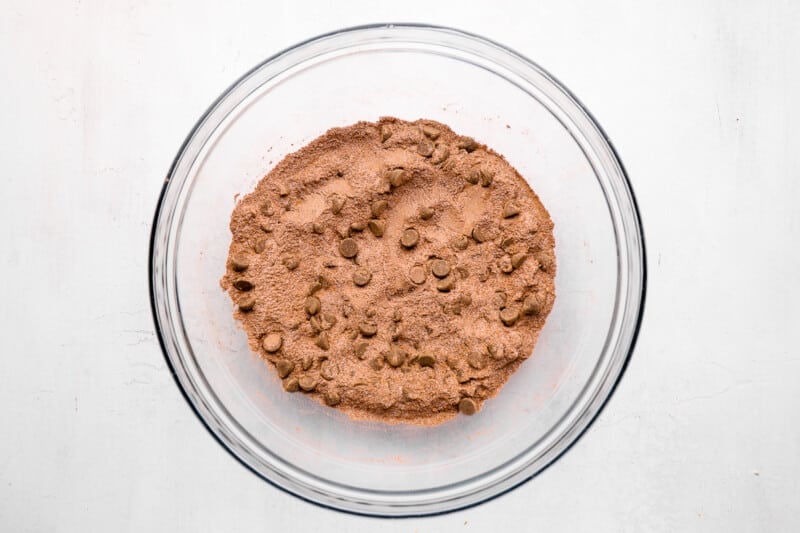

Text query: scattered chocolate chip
(352, 268), (372, 286)
(422, 125), (440, 139)
(487, 343), (504, 360)
(238, 295), (255, 312)
(276, 359), (295, 378)
(400, 228), (419, 249)
(305, 296), (321, 315)
(371, 199), (388, 218)
(457, 136), (479, 152)
(354, 342), (369, 359)
(370, 356), (385, 371)
(451, 235), (469, 250)
(312, 221), (325, 234)
(315, 331), (330, 350)
(386, 347), (406, 367)
(380, 124), (393, 142)
(409, 265), (427, 285)
(419, 206), (434, 220)
(436, 276), (455, 292)
(499, 307), (520, 326)
(417, 138), (435, 157)
(499, 256), (514, 273)
(494, 291), (508, 309)
(431, 144), (449, 164)
(465, 171), (480, 185)
(479, 169), (494, 187)
(431, 259), (451, 278)
(301, 355), (313, 370)
(233, 279), (254, 291)
(365, 307), (377, 318)
(459, 397), (477, 415)
(522, 293), (544, 315)
(386, 168), (408, 188)
(468, 352), (486, 370)
(471, 226), (491, 243)
(418, 354), (436, 367)
(502, 202), (521, 218)
(262, 333), (282, 353)
(350, 221), (366, 232)
(299, 376), (317, 391)
(253, 239), (267, 253)
(324, 389), (341, 406)
(367, 219), (385, 237)
(283, 377), (299, 392)
(359, 322), (378, 337)
(321, 312), (337, 329)
(230, 254), (250, 272)
(330, 195), (345, 214)
(260, 222), (273, 233)
(339, 238), (359, 258)
(320, 360), (336, 380)
(282, 256), (299, 270)
(309, 315), (321, 333)
(511, 252), (527, 269)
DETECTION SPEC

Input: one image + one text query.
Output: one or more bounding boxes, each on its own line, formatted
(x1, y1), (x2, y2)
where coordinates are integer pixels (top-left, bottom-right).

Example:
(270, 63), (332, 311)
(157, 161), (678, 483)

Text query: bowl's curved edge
(148, 22), (648, 518)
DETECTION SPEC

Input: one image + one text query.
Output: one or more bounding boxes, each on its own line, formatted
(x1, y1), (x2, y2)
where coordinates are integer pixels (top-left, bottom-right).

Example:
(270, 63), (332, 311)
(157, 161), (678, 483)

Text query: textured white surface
(1, 1), (799, 531)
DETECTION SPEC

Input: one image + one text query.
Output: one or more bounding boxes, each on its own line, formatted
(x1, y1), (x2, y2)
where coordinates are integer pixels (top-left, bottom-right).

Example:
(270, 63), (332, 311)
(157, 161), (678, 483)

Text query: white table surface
(2, 1), (798, 531)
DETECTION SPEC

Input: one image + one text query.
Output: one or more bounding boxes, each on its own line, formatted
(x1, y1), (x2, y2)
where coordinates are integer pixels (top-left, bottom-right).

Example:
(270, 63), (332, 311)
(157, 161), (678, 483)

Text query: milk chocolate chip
(367, 219), (385, 237)
(276, 359), (295, 378)
(431, 259), (451, 278)
(231, 254), (250, 272)
(409, 265), (427, 285)
(400, 228), (419, 249)
(262, 333), (283, 353)
(305, 296), (321, 315)
(233, 279), (254, 291)
(238, 295), (256, 312)
(459, 397), (477, 415)
(339, 238), (359, 258)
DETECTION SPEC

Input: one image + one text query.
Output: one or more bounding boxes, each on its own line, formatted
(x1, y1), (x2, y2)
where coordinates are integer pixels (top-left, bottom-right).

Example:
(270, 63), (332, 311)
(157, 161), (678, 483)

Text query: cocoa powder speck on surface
(220, 118), (556, 425)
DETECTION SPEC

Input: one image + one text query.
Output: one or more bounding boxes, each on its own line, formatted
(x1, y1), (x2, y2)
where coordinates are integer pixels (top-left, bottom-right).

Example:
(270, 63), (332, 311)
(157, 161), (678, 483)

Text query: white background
(1, 1), (798, 531)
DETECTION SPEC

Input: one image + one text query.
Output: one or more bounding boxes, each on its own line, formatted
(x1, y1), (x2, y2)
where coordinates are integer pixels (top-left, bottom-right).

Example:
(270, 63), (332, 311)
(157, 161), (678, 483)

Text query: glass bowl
(150, 24), (646, 516)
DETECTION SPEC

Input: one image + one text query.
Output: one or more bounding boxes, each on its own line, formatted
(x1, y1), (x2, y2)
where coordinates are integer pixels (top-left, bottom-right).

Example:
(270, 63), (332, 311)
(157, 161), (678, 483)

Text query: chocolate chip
(330, 195), (345, 214)
(409, 265), (427, 285)
(282, 256), (299, 270)
(233, 279), (254, 291)
(359, 322), (378, 337)
(230, 254), (250, 272)
(367, 219), (385, 237)
(418, 354), (436, 367)
(502, 202), (521, 218)
(537, 252), (554, 272)
(522, 293), (544, 315)
(320, 360), (336, 380)
(431, 143), (449, 164)
(371, 199), (388, 218)
(309, 315), (321, 333)
(499, 256), (514, 273)
(354, 342), (369, 359)
(238, 295), (255, 312)
(400, 228), (419, 249)
(494, 291), (508, 309)
(260, 223), (273, 233)
(471, 226), (490, 243)
(301, 355), (313, 370)
(419, 206), (434, 220)
(436, 276), (455, 292)
(369, 356), (385, 371)
(350, 221), (366, 232)
(365, 307), (377, 318)
(422, 125), (440, 139)
(431, 259), (451, 278)
(480, 169), (494, 187)
(386, 168), (408, 188)
(511, 252), (527, 269)
(451, 235), (469, 250)
(339, 238), (358, 258)
(386, 347), (406, 367)
(487, 343), (504, 360)
(276, 359), (295, 378)
(380, 124), (393, 142)
(283, 377), (299, 392)
(468, 352), (486, 369)
(324, 389), (341, 406)
(417, 138), (435, 157)
(305, 296), (321, 315)
(262, 333), (282, 353)
(459, 397), (477, 415)
(315, 331), (330, 350)
(459, 293), (472, 307)
(352, 268), (372, 286)
(253, 239), (267, 253)
(312, 221), (325, 234)
(457, 136), (479, 152)
(465, 171), (479, 185)
(299, 376), (317, 391)
(499, 307), (519, 326)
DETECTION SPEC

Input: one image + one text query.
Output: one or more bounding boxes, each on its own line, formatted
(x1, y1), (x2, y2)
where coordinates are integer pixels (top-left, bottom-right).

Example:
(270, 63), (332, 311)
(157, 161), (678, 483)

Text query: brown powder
(220, 118), (556, 425)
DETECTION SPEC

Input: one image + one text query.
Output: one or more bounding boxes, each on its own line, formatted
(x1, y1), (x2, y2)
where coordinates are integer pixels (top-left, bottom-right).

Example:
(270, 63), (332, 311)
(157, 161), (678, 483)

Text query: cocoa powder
(220, 118), (556, 425)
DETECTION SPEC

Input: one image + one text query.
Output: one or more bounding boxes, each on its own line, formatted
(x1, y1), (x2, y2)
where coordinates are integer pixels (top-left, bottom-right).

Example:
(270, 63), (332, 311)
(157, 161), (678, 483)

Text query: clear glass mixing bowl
(150, 24), (646, 516)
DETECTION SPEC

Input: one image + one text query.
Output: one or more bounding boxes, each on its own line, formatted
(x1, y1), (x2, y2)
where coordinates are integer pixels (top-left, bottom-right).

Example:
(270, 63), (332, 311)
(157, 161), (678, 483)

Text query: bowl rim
(149, 22), (647, 517)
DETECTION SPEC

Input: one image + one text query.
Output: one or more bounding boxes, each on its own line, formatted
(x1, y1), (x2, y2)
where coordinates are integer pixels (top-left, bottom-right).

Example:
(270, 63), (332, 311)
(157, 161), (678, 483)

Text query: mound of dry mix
(220, 118), (555, 425)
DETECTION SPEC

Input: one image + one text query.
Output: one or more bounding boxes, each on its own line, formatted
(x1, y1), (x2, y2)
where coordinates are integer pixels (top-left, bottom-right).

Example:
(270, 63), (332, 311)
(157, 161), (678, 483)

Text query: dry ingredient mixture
(220, 118), (556, 425)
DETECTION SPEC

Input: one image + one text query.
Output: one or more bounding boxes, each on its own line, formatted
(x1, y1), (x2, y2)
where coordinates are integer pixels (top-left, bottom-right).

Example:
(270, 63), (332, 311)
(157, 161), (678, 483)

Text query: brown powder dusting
(220, 118), (556, 425)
